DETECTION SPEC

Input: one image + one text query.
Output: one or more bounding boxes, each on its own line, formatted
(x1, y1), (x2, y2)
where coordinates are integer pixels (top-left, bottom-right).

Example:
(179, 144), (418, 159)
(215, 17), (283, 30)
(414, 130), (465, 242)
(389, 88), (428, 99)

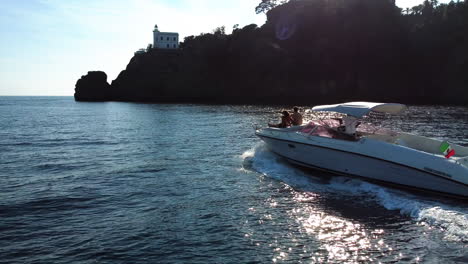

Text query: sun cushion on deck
(300, 122), (316, 134)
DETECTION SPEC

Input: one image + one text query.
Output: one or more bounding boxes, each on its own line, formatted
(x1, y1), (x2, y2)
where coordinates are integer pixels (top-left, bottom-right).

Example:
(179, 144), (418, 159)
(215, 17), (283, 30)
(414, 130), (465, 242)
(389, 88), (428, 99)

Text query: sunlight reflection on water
(291, 191), (398, 263)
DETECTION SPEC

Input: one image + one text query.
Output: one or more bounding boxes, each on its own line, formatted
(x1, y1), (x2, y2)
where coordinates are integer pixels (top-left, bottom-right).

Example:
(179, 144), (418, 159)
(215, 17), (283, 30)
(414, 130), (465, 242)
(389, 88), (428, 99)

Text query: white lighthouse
(153, 25), (179, 49)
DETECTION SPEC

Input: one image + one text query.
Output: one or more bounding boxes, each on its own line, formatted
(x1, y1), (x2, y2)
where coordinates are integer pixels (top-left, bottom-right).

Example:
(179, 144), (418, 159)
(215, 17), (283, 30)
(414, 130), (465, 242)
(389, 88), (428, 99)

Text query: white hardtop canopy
(311, 102), (406, 118)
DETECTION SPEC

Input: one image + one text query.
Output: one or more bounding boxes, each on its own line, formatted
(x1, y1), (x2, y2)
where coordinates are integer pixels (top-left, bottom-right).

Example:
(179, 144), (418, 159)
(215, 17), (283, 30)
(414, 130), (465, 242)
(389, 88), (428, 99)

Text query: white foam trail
(327, 177), (468, 242)
(242, 143), (325, 190)
(243, 143), (468, 242)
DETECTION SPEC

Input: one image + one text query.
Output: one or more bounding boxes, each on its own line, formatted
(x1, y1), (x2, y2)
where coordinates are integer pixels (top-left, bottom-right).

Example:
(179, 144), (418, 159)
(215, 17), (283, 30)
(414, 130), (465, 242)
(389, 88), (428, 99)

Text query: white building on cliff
(153, 25), (179, 49)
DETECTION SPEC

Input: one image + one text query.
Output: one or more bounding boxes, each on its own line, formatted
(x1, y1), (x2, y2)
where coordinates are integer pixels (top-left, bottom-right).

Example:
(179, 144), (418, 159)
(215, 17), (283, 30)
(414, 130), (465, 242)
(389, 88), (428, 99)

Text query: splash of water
(242, 143), (468, 242)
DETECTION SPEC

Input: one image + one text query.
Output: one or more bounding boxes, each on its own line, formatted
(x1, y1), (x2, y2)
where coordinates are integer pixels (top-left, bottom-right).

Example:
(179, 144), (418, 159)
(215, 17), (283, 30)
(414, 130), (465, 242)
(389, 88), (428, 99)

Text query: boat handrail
(265, 126), (303, 132)
(307, 126), (319, 139)
(455, 156), (468, 167)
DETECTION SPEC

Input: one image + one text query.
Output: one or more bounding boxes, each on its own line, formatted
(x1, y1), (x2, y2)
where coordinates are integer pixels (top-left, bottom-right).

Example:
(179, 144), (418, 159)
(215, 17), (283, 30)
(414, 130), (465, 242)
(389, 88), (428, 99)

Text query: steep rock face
(107, 28), (297, 104)
(74, 1), (468, 105)
(111, 49), (181, 101)
(74, 71), (111, 101)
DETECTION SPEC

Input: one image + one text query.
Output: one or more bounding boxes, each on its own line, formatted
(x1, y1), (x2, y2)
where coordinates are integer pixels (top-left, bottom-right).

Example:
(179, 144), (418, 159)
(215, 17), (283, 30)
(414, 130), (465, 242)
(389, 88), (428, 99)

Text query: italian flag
(440, 141), (455, 159)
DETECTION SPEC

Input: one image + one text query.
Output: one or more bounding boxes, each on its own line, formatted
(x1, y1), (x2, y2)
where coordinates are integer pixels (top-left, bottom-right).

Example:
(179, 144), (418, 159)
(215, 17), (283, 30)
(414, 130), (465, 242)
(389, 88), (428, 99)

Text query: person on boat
(291, 106), (303, 126)
(268, 111), (292, 128)
(342, 115), (360, 136)
(333, 115), (360, 138)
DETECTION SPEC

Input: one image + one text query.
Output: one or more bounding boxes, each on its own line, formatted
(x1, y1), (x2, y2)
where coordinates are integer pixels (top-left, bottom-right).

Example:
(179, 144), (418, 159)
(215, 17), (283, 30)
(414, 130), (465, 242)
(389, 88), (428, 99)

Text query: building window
(167, 44), (169, 48)
(160, 37), (163, 40)
(173, 37), (176, 41)
(167, 37), (169, 41)
(173, 44), (176, 48)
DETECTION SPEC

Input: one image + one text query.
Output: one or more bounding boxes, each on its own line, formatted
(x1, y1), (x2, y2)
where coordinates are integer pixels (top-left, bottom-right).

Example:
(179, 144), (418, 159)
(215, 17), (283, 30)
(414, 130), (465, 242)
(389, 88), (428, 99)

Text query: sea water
(0, 97), (467, 263)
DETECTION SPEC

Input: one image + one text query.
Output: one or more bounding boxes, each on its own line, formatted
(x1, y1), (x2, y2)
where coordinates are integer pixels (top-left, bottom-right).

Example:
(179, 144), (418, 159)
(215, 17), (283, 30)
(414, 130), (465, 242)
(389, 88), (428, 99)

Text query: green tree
(213, 26), (226, 35)
(255, 0), (289, 14)
(146, 43), (153, 51)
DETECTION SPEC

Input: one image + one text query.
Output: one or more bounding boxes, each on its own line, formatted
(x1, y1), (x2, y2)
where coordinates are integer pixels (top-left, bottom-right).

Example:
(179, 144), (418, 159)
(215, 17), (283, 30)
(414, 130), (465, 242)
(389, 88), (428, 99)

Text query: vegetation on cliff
(75, 0), (468, 105)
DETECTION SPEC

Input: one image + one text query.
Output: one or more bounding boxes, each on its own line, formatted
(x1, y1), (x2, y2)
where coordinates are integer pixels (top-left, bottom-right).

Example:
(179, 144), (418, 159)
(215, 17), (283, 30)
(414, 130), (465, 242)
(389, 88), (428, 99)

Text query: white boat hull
(256, 132), (468, 199)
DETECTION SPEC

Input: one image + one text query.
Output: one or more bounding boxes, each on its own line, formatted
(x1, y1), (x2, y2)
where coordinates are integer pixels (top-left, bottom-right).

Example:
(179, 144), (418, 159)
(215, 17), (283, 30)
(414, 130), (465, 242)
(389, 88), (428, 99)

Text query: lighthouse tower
(153, 25), (179, 49)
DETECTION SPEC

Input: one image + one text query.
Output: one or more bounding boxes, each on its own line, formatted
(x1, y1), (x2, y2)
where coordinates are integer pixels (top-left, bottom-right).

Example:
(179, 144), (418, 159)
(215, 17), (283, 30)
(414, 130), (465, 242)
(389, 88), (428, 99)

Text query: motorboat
(255, 102), (468, 199)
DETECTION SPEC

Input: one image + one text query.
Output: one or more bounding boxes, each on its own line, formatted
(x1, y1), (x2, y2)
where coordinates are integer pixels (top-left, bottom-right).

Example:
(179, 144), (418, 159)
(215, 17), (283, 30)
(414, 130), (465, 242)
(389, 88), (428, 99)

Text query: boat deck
(264, 120), (468, 165)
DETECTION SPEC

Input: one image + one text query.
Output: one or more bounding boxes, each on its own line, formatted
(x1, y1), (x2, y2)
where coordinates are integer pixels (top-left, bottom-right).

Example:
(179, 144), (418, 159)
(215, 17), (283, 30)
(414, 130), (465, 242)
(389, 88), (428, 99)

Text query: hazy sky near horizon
(0, 0), (453, 95)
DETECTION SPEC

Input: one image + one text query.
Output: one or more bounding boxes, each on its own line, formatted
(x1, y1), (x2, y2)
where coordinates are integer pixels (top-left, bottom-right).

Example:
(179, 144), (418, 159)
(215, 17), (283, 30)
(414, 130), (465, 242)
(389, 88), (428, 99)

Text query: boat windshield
(357, 123), (398, 136)
(298, 120), (352, 140)
(298, 119), (397, 140)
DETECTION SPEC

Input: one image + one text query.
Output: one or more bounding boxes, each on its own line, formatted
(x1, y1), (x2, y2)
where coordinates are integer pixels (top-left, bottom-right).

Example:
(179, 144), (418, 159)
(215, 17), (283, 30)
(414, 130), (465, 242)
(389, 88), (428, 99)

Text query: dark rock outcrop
(111, 49), (182, 102)
(74, 71), (111, 101)
(74, 0), (468, 105)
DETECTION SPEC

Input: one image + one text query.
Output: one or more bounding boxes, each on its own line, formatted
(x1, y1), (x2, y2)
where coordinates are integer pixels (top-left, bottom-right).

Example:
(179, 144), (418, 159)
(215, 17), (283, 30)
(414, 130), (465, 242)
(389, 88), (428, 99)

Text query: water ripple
(0, 97), (467, 264)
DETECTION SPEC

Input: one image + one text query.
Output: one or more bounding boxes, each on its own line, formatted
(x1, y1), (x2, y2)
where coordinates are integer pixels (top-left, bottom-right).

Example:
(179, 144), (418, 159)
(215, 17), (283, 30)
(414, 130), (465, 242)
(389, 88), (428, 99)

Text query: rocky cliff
(74, 0), (468, 105)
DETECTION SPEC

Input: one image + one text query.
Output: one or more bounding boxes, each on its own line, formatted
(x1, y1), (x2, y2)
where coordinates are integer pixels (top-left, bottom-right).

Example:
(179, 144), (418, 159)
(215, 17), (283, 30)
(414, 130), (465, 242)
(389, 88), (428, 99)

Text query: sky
(0, 0), (454, 96)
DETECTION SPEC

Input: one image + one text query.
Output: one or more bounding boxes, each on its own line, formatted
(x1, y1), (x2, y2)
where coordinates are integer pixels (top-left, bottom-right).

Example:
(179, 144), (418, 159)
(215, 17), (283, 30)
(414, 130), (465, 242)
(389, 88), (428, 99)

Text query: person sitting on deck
(268, 111), (292, 128)
(343, 116), (359, 135)
(337, 115), (361, 138)
(291, 107), (303, 126)
(332, 116), (361, 138)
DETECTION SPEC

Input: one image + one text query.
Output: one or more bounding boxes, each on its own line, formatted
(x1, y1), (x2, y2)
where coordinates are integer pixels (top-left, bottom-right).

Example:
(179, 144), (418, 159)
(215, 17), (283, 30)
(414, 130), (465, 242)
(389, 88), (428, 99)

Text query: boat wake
(242, 143), (468, 242)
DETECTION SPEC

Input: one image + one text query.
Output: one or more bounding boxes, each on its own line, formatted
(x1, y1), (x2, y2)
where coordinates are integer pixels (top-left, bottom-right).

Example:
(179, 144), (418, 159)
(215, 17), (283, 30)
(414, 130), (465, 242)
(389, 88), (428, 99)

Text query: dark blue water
(1, 97), (467, 263)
